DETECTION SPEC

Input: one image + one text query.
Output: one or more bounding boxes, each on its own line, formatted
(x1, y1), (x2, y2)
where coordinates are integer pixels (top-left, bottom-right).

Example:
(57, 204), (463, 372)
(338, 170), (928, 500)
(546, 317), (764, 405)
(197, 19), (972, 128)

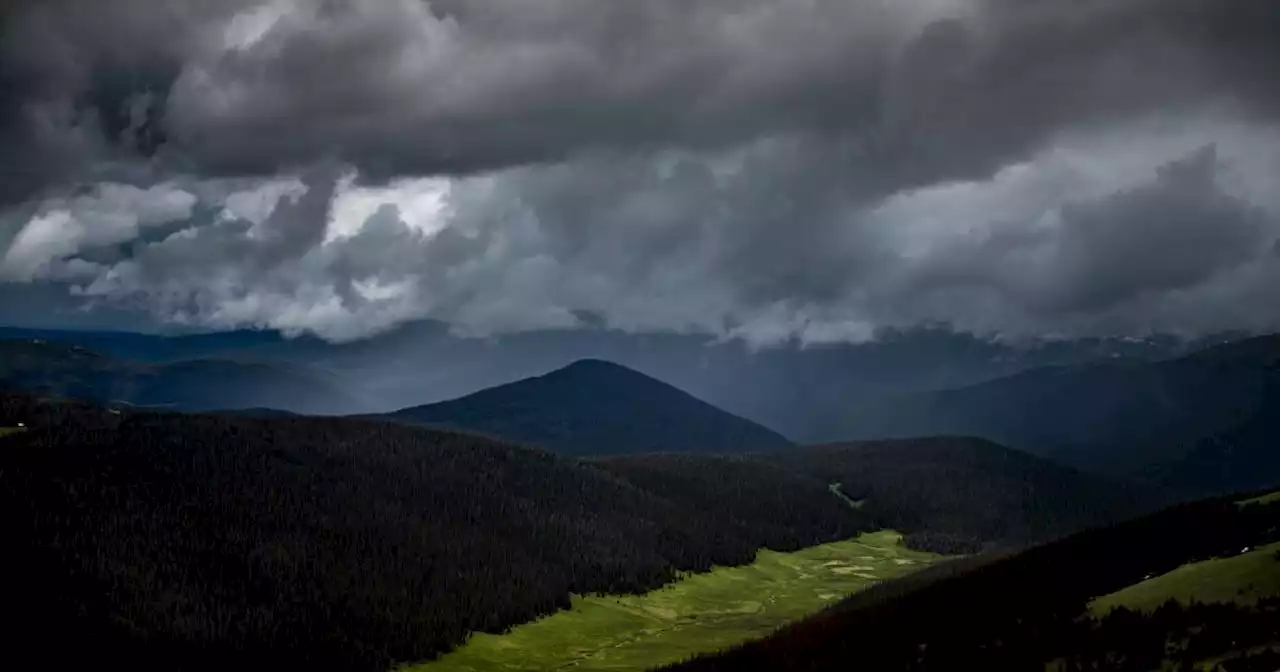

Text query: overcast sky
(2, 0), (1280, 344)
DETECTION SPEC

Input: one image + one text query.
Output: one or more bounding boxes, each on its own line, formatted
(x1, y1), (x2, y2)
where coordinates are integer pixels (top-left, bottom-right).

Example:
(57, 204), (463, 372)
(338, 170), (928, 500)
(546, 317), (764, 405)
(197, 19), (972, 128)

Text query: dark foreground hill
(841, 335), (1280, 494)
(0, 338), (364, 414)
(0, 393), (1148, 672)
(664, 490), (1280, 672)
(381, 359), (793, 456)
(0, 394), (852, 672)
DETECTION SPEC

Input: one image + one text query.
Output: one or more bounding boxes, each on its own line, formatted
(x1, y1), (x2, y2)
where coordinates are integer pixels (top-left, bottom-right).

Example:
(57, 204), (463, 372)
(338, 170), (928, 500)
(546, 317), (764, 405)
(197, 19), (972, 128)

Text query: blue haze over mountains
(0, 321), (1210, 441)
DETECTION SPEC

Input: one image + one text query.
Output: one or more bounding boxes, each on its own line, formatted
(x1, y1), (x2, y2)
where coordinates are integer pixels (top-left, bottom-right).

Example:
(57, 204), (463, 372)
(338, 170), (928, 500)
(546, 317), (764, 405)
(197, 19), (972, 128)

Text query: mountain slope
(768, 438), (1158, 552)
(841, 335), (1280, 492)
(591, 440), (1158, 555)
(0, 392), (1159, 672)
(0, 392), (855, 672)
(259, 326), (1212, 441)
(0, 339), (365, 414)
(382, 359), (793, 456)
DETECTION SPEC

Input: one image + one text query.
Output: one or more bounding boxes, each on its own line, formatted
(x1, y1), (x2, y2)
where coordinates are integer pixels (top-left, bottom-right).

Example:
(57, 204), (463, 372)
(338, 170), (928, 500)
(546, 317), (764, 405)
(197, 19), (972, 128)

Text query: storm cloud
(2, 0), (1280, 343)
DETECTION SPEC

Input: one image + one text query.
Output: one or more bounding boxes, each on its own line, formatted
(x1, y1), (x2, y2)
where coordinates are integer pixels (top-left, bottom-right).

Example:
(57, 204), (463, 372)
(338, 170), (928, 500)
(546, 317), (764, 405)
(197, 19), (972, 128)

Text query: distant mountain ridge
(0, 338), (365, 415)
(381, 359), (793, 456)
(0, 326), (288, 362)
(0, 323), (1212, 441)
(5, 325), (1279, 492)
(841, 335), (1280, 495)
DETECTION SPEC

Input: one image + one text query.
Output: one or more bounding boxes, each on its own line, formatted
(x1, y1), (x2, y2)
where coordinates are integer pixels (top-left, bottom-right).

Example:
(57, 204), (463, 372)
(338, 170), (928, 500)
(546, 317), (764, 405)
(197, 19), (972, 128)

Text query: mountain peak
(385, 360), (791, 456)
(547, 359), (663, 385)
(558, 358), (632, 372)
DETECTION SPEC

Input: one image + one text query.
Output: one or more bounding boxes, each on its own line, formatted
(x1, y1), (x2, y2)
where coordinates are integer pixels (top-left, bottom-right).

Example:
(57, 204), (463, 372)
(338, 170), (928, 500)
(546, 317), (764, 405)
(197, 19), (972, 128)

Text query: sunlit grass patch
(1090, 540), (1280, 615)
(408, 530), (939, 672)
(1237, 491), (1280, 508)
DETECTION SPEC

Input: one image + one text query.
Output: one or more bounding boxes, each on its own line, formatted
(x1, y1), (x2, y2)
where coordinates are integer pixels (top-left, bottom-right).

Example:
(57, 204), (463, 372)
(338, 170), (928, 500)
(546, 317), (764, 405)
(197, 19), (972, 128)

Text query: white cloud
(0, 182), (196, 281)
(221, 0), (301, 52)
(327, 175), (452, 242)
(218, 177), (308, 224)
(4, 113), (1280, 344)
(2, 210), (80, 280)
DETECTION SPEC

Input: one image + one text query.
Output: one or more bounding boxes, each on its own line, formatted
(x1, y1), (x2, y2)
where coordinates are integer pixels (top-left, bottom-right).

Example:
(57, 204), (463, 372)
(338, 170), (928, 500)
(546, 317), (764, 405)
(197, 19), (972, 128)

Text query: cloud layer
(3, 0), (1280, 342)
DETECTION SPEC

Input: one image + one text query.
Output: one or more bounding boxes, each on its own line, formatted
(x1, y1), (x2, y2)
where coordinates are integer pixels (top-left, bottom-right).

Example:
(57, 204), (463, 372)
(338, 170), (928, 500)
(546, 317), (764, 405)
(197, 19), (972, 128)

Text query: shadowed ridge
(384, 359), (793, 456)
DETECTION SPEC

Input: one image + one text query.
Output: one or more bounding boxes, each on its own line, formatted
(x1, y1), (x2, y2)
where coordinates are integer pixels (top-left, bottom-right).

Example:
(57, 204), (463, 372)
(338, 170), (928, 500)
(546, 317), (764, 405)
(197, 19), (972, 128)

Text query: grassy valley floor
(407, 530), (939, 672)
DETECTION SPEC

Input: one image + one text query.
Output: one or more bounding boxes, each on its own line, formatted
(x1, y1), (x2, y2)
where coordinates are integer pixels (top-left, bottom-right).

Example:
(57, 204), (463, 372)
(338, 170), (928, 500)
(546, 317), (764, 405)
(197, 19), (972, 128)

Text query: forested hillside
(596, 440), (1157, 555)
(773, 438), (1158, 552)
(0, 392), (1153, 672)
(665, 491), (1280, 672)
(590, 454), (869, 548)
(382, 359), (793, 456)
(0, 393), (851, 672)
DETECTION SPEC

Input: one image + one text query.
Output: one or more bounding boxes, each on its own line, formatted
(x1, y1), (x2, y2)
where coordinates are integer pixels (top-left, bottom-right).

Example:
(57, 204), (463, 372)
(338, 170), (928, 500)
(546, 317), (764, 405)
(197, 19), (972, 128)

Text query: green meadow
(1238, 490), (1280, 508)
(408, 530), (939, 672)
(1090, 540), (1280, 615)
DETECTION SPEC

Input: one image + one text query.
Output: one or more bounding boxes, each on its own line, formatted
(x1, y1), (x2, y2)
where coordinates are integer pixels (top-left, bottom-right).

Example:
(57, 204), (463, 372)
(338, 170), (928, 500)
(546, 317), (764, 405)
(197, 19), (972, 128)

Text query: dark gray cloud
(890, 143), (1280, 336)
(1035, 147), (1271, 314)
(2, 0), (1280, 342)
(5, 0), (1278, 187)
(7, 129), (1276, 344)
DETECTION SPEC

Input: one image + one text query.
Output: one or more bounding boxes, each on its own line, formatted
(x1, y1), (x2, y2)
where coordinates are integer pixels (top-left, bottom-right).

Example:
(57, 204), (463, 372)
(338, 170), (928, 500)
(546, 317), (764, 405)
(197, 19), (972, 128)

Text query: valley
(6, 3), (1280, 668)
(1, 328), (1279, 671)
(415, 531), (938, 672)
(664, 490), (1280, 672)
(0, 390), (1147, 672)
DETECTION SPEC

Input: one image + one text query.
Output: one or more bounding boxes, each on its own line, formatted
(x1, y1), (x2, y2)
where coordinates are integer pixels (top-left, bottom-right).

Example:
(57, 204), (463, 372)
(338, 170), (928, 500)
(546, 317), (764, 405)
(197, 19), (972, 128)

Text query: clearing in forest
(1089, 540), (1280, 615)
(408, 530), (939, 672)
